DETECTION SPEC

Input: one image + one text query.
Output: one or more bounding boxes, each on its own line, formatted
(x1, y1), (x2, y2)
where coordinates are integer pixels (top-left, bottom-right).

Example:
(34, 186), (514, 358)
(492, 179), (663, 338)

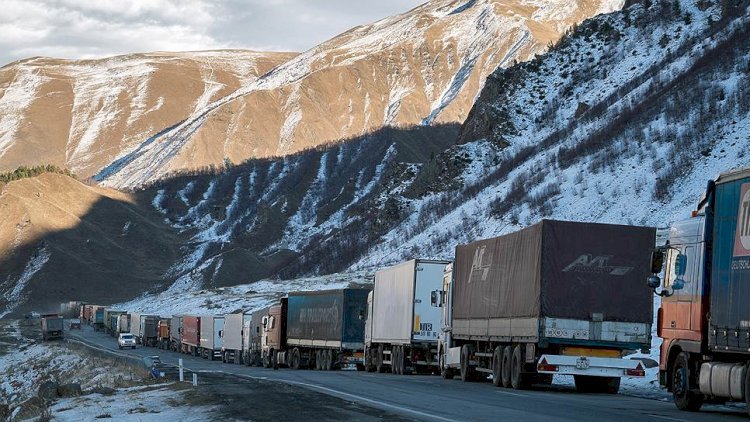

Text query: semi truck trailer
(170, 316), (183, 352)
(438, 219), (655, 393)
(222, 312), (247, 364)
(365, 259), (450, 375)
(93, 307), (105, 331)
(199, 315), (224, 360)
(279, 289), (370, 371)
(140, 315), (160, 347)
(157, 319), (171, 349)
(116, 314), (130, 335)
(181, 316), (201, 356)
(649, 167), (750, 414)
(41, 314), (64, 341)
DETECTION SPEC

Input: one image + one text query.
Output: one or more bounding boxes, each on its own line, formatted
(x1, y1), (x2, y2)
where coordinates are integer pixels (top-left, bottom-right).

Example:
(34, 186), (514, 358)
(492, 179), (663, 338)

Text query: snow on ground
(50, 384), (215, 422)
(0, 322), (137, 409)
(0, 246), (50, 318)
(116, 272), (371, 316)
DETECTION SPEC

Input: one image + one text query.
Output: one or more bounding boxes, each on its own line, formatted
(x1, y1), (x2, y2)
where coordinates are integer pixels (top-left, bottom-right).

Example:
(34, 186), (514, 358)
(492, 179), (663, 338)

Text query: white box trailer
(365, 259), (450, 375)
(221, 313), (247, 364)
(199, 316), (225, 360)
(130, 313), (142, 341)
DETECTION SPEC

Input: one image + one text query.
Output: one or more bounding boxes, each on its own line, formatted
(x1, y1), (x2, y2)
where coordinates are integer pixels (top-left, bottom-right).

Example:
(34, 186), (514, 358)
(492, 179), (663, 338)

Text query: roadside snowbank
(50, 384), (215, 422)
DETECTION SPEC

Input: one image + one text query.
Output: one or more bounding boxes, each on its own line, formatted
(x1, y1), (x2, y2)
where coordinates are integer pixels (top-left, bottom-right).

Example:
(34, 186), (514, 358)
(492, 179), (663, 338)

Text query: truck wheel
(671, 352), (703, 411)
(272, 349), (279, 370)
(291, 348), (301, 370)
(501, 346), (512, 388)
(440, 353), (454, 380)
(511, 345), (529, 390)
(377, 345), (386, 373)
(324, 350), (333, 371)
(392, 347), (400, 375)
(492, 346), (503, 387)
(745, 363), (750, 417)
(460, 344), (476, 382)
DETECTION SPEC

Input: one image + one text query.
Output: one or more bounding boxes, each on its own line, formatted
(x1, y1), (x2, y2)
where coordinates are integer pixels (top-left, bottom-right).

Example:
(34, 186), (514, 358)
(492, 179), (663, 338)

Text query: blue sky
(0, 0), (424, 66)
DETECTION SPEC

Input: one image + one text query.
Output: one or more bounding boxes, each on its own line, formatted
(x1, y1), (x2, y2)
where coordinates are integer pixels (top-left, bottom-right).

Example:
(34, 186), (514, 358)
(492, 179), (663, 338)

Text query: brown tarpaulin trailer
(453, 219), (655, 324)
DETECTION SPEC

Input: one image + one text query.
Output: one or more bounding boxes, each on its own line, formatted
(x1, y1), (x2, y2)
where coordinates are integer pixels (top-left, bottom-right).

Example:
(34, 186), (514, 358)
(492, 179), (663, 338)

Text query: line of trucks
(61, 167), (750, 415)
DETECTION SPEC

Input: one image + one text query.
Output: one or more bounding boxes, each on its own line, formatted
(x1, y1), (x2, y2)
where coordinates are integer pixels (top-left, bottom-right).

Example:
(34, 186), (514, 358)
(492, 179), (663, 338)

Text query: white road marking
(233, 372), (458, 422)
(647, 415), (686, 421)
(495, 390), (527, 398)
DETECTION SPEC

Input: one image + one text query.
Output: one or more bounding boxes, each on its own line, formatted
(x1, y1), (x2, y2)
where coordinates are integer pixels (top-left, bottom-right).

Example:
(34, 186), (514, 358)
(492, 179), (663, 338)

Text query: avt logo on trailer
(469, 245), (491, 283)
(563, 254), (633, 276)
(734, 183), (750, 258)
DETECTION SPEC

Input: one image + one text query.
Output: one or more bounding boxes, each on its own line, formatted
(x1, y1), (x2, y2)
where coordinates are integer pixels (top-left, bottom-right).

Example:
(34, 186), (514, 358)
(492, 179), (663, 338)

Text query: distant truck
(199, 315), (225, 360)
(170, 316), (183, 352)
(41, 314), (64, 340)
(92, 307), (105, 331)
(222, 312), (247, 364)
(181, 316), (201, 356)
(243, 308), (268, 367)
(135, 315), (159, 347)
(365, 259), (450, 374)
(157, 318), (171, 349)
(438, 220), (655, 393)
(649, 167), (750, 414)
(264, 289), (370, 370)
(116, 314), (130, 335)
(104, 310), (126, 336)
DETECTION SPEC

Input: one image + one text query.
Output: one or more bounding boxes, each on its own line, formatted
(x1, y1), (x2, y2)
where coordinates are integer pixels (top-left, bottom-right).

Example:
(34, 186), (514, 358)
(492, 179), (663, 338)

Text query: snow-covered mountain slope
(97, 0), (624, 188)
(354, 0), (750, 267)
(0, 51), (297, 179)
(143, 0), (750, 293)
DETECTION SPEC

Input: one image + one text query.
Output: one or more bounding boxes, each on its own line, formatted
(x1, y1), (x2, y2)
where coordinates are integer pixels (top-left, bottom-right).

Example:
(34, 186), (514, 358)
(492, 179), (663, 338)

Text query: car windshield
(121, 335), (133, 339)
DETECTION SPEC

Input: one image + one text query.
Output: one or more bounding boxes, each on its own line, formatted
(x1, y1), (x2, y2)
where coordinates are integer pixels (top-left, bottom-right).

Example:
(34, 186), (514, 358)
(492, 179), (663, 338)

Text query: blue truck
(272, 288), (370, 370)
(649, 166), (750, 414)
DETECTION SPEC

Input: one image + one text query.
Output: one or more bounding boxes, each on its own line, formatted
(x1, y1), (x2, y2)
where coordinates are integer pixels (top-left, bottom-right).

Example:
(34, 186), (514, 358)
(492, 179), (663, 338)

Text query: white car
(118, 333), (136, 349)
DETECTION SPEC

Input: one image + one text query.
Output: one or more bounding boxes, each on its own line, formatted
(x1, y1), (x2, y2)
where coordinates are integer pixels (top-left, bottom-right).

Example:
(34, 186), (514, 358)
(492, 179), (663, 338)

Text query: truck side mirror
(647, 275), (661, 289)
(358, 310), (365, 321)
(650, 250), (665, 274)
(674, 253), (688, 276)
(431, 290), (444, 307)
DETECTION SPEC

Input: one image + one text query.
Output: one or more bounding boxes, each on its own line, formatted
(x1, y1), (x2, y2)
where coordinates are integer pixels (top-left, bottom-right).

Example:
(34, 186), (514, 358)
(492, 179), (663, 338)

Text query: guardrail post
(192, 373), (198, 386)
(179, 359), (184, 382)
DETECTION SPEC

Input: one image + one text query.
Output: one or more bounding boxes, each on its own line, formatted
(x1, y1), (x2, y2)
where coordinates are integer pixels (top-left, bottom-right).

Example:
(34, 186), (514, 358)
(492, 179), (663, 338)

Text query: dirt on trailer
(176, 372), (409, 421)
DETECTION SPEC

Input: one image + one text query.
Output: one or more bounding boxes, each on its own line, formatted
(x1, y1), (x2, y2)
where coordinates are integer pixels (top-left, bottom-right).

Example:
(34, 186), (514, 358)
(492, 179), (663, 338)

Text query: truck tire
(291, 348), (301, 370)
(324, 349), (333, 371)
(511, 345), (530, 390)
(440, 352), (454, 379)
(492, 346), (503, 387)
(460, 344), (476, 382)
(272, 349), (279, 370)
(501, 346), (512, 388)
(393, 347), (401, 375)
(745, 363), (750, 417)
(377, 345), (386, 373)
(671, 352), (703, 411)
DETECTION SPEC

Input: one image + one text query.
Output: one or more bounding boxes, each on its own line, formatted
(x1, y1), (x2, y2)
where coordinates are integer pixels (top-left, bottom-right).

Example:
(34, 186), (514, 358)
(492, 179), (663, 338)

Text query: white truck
(364, 259), (450, 375)
(199, 315), (225, 360)
(221, 312), (250, 364)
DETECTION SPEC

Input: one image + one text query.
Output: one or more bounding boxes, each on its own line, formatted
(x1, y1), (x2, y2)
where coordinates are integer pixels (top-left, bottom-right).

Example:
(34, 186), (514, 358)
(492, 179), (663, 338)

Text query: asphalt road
(67, 326), (747, 422)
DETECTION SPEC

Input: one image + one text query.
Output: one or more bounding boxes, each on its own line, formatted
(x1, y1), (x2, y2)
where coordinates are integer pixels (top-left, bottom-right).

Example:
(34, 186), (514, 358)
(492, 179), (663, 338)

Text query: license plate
(576, 357), (590, 370)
